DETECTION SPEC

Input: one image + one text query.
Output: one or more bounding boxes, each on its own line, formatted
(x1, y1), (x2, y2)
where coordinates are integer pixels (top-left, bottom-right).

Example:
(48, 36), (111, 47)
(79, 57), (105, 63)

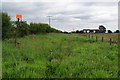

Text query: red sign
(16, 14), (22, 18)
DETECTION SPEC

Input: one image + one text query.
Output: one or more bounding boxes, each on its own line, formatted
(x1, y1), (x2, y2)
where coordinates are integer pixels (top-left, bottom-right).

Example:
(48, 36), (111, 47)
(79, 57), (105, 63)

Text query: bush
(2, 12), (14, 39)
(108, 30), (112, 33)
(2, 12), (62, 39)
(114, 30), (120, 33)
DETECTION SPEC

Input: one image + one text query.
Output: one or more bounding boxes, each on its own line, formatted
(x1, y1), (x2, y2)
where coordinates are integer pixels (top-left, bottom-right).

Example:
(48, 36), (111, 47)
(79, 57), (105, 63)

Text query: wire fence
(79, 33), (119, 45)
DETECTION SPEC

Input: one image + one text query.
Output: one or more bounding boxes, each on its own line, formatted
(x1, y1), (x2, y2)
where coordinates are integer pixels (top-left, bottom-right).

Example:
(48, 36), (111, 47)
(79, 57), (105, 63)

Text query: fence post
(89, 35), (90, 38)
(96, 36), (97, 42)
(92, 35), (93, 39)
(102, 37), (104, 42)
(110, 38), (112, 45)
(14, 25), (18, 47)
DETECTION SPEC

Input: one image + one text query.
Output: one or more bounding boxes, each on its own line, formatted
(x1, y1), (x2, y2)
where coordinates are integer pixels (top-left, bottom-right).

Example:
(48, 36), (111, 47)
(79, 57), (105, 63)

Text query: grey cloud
(82, 2), (117, 6)
(90, 19), (115, 23)
(1, 2), (118, 32)
(74, 15), (91, 20)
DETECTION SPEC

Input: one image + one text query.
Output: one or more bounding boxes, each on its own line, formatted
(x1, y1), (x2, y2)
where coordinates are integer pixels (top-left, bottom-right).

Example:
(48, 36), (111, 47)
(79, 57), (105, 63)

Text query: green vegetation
(99, 25), (106, 33)
(79, 33), (119, 43)
(2, 12), (13, 39)
(2, 12), (62, 40)
(2, 33), (118, 78)
(114, 30), (120, 33)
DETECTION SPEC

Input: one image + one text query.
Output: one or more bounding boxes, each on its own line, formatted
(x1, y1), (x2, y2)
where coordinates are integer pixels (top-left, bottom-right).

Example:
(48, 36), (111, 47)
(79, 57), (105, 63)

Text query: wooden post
(110, 38), (112, 45)
(14, 29), (17, 47)
(96, 36), (97, 42)
(92, 35), (93, 39)
(89, 35), (90, 38)
(15, 18), (19, 47)
(102, 37), (104, 42)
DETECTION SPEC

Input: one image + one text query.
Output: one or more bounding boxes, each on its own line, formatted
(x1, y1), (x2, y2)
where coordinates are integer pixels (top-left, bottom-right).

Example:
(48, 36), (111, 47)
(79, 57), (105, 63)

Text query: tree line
(2, 12), (119, 39)
(70, 25), (119, 34)
(2, 12), (62, 40)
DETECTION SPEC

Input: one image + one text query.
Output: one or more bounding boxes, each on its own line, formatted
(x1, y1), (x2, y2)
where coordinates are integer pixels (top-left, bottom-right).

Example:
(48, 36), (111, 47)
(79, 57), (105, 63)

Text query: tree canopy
(2, 12), (62, 40)
(99, 25), (106, 33)
(108, 30), (112, 33)
(114, 30), (120, 33)
(2, 12), (13, 39)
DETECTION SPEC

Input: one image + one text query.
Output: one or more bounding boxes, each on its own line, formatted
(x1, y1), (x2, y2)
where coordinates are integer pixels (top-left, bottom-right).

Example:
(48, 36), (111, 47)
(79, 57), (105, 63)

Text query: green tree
(79, 30), (84, 33)
(76, 30), (80, 33)
(114, 30), (120, 33)
(2, 12), (62, 39)
(0, 12), (2, 40)
(2, 12), (13, 39)
(18, 21), (30, 37)
(108, 30), (112, 33)
(29, 23), (62, 34)
(99, 25), (106, 33)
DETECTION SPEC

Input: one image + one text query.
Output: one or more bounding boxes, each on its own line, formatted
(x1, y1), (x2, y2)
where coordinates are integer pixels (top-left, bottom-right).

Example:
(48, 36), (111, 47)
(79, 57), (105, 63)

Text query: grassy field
(2, 33), (118, 78)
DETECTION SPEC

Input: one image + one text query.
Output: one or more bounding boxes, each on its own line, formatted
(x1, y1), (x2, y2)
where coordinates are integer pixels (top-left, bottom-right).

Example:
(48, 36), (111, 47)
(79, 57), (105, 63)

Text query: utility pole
(47, 16), (52, 26)
(73, 28), (74, 31)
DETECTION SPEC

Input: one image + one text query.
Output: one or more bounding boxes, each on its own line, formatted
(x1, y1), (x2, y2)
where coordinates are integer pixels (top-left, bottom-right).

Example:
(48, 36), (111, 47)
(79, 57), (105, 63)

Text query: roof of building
(83, 29), (99, 30)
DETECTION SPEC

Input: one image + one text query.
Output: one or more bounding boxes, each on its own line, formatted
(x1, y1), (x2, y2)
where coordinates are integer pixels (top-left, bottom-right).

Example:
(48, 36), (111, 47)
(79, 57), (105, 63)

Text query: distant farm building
(81, 25), (106, 33)
(83, 29), (99, 33)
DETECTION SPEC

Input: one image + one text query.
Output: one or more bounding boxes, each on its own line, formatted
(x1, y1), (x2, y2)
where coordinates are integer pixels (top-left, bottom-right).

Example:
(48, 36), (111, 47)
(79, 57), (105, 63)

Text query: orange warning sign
(16, 14), (22, 18)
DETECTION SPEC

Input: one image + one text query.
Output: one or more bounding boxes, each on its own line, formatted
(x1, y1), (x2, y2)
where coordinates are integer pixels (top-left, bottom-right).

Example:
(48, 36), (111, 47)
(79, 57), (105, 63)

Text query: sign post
(15, 14), (22, 47)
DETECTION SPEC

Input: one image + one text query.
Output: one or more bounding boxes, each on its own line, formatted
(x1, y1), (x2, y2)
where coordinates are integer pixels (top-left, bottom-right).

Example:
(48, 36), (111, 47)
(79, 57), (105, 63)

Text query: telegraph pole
(73, 28), (74, 31)
(47, 16), (52, 26)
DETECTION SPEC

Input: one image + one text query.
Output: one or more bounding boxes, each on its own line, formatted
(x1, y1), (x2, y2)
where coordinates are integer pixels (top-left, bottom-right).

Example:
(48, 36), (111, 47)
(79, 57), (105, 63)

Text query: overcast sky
(2, 0), (119, 32)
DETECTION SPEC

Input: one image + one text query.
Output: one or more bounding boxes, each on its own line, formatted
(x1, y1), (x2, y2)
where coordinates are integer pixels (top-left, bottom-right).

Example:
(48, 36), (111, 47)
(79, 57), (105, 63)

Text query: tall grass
(2, 33), (118, 78)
